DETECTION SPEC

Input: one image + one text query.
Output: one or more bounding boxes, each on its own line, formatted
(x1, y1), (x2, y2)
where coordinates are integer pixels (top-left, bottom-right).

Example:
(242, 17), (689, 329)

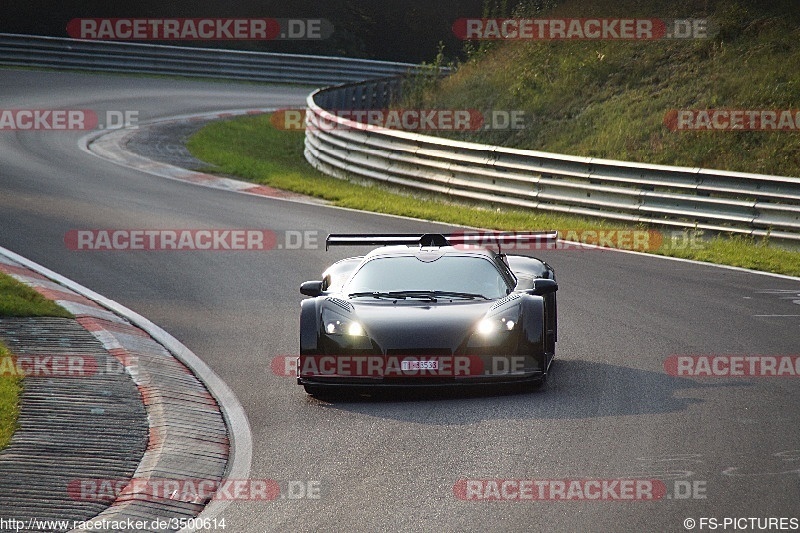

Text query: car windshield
(345, 255), (509, 299)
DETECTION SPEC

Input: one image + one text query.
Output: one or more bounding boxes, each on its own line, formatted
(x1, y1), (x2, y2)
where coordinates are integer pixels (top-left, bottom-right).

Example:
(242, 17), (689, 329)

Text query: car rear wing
(325, 231), (559, 252)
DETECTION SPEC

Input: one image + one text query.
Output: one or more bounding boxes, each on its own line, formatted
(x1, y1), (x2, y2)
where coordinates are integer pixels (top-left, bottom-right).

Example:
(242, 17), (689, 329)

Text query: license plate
(401, 360), (438, 371)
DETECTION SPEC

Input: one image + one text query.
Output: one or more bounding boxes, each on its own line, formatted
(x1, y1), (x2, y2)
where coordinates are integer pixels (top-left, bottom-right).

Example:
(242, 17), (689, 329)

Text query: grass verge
(0, 271), (73, 318)
(0, 342), (21, 450)
(186, 114), (800, 277)
(410, 0), (800, 177)
(0, 271), (73, 449)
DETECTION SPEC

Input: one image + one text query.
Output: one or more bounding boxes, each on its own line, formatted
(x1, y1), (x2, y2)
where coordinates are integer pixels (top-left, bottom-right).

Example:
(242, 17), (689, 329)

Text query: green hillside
(409, 0), (799, 176)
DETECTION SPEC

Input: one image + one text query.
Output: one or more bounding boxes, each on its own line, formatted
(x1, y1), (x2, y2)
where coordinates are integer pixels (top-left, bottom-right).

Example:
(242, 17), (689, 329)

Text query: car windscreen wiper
(385, 290), (438, 301)
(348, 291), (407, 299)
(348, 290), (490, 301)
(429, 290), (489, 300)
(383, 290), (490, 301)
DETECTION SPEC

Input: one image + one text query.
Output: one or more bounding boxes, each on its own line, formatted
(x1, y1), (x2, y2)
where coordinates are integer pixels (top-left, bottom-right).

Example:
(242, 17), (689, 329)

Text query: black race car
(297, 232), (558, 396)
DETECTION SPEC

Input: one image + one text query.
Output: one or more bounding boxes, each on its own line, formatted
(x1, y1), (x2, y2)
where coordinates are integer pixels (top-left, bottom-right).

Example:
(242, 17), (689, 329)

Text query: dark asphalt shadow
(309, 359), (751, 424)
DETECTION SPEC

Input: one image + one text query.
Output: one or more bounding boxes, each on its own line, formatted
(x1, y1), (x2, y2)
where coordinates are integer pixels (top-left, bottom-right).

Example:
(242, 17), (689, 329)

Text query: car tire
(303, 385), (338, 400)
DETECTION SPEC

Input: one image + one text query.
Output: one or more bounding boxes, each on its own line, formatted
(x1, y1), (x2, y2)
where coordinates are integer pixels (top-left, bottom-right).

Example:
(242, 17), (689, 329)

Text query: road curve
(1, 70), (798, 532)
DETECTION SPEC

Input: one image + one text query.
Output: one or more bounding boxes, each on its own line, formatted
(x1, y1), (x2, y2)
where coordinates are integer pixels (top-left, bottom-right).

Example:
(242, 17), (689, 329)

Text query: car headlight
(322, 308), (366, 337)
(468, 312), (518, 349)
(476, 316), (516, 336)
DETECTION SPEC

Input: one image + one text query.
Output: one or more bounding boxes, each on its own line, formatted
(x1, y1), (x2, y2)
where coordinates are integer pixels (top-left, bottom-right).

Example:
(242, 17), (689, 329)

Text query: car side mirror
(529, 278), (558, 296)
(300, 280), (324, 297)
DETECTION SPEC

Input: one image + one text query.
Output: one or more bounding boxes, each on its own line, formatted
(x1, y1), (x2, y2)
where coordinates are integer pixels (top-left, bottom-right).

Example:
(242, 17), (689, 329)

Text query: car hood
(348, 300), (496, 353)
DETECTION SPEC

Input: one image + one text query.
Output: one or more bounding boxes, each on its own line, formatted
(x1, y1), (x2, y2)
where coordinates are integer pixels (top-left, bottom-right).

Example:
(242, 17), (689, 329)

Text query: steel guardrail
(0, 33), (422, 85)
(304, 79), (800, 245)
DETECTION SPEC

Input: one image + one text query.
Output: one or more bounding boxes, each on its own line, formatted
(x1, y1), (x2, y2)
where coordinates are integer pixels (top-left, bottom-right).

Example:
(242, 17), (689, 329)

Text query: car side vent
(327, 297), (353, 313)
(489, 292), (521, 311)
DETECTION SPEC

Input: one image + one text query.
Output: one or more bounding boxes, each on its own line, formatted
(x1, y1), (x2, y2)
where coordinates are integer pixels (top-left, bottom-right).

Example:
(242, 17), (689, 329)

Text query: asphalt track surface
(1, 70), (798, 532)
